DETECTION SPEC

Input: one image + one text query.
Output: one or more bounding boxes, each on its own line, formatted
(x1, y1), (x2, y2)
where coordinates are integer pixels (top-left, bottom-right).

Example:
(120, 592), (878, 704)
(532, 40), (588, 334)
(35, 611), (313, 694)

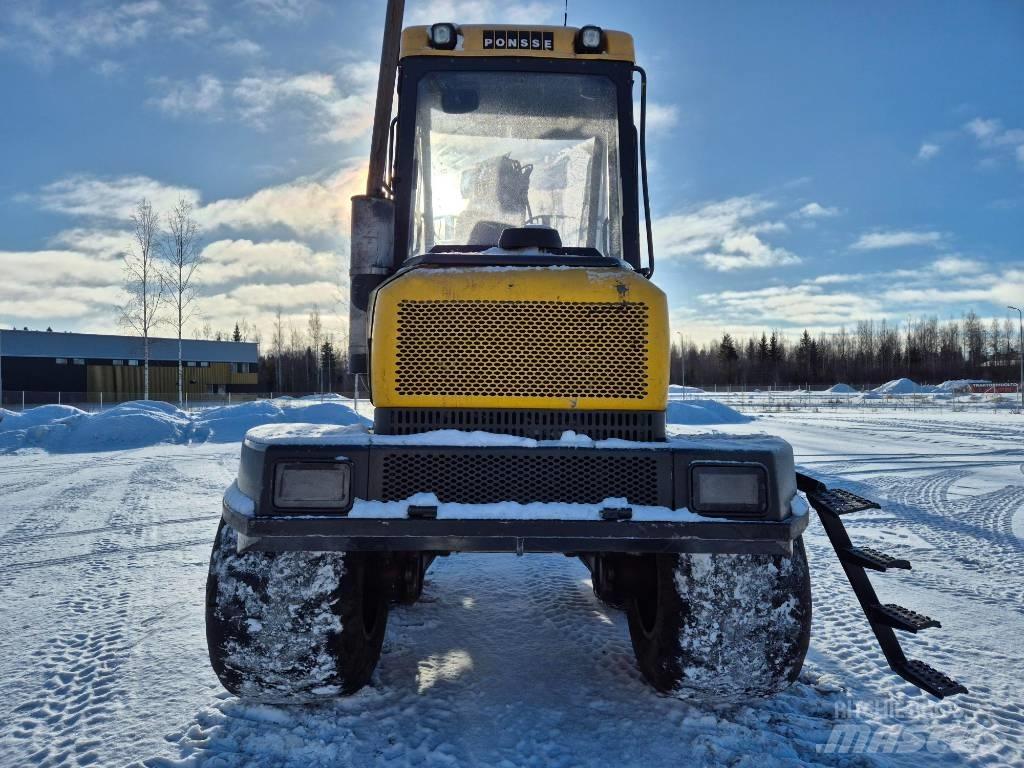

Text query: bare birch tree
(308, 306), (323, 393)
(161, 198), (202, 407)
(120, 198), (165, 399)
(272, 307), (285, 392)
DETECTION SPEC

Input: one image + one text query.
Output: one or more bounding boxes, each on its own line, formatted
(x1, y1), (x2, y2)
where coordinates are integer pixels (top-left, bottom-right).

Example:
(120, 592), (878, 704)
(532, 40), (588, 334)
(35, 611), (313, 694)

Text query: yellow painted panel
(400, 26), (635, 63)
(370, 266), (668, 410)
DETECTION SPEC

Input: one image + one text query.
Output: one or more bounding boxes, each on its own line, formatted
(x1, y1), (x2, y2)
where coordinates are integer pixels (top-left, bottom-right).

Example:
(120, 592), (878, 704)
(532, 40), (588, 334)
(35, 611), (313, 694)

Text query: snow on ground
(0, 407), (1022, 766)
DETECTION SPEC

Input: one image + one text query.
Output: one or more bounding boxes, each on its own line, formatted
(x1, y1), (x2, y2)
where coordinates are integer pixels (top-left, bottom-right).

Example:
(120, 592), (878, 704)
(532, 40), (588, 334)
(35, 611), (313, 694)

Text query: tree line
(674, 313), (1022, 388)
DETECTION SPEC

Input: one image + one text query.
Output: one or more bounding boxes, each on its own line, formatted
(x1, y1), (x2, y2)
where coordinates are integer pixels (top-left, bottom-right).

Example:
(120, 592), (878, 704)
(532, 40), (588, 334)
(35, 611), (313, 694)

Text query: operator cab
(390, 24), (652, 274)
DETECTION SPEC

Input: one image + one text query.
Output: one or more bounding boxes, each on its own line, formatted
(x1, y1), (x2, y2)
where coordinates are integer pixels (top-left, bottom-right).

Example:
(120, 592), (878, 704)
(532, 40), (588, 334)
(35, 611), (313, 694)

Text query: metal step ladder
(797, 473), (968, 699)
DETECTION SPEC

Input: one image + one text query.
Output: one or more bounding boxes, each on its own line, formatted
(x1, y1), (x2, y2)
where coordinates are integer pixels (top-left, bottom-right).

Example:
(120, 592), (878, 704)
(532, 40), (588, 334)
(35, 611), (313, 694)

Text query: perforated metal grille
(380, 452), (660, 505)
(375, 408), (665, 441)
(394, 299), (650, 399)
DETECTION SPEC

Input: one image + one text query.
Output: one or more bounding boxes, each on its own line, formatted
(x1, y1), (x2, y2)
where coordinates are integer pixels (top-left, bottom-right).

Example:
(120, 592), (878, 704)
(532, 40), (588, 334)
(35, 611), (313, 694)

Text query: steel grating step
(871, 603), (940, 633)
(896, 659), (968, 698)
(807, 488), (881, 516)
(842, 546), (911, 571)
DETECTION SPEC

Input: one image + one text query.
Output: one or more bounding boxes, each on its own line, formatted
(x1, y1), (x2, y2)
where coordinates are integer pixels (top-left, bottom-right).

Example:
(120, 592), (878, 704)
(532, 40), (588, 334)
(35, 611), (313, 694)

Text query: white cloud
(917, 142), (940, 161)
(150, 74), (224, 116)
(30, 175), (200, 220)
(198, 164), (364, 238)
(49, 228), (132, 258)
(641, 102), (679, 132)
(964, 116), (1024, 170)
(966, 117), (1000, 141)
(795, 202), (840, 218)
(231, 63), (377, 142)
(685, 256), (1024, 341)
(200, 239), (344, 291)
(850, 230), (944, 250)
(220, 37), (262, 56)
(242, 0), (319, 21)
(407, 2), (559, 25)
(95, 59), (122, 77)
(698, 284), (883, 327)
(0, 249), (125, 325)
(653, 196), (800, 271)
(1, 0), (204, 66)
(932, 256), (984, 276)
(25, 164), (364, 241)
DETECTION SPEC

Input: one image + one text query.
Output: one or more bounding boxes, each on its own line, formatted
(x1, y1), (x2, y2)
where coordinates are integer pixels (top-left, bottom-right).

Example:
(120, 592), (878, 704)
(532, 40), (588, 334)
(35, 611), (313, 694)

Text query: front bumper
(224, 498), (809, 555)
(225, 427), (807, 555)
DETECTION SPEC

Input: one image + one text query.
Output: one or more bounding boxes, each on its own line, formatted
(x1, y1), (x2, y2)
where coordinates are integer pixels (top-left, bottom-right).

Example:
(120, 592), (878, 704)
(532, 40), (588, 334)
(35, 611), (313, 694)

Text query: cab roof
(400, 25), (635, 63)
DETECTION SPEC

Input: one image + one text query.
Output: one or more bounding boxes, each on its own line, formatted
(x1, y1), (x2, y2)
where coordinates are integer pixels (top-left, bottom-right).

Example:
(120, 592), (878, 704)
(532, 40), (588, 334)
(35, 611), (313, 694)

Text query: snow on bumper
(220, 425), (808, 555)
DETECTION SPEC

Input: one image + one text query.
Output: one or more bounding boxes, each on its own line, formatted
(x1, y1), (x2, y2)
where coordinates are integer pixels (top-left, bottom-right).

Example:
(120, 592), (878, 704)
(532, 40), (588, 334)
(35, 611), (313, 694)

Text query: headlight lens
(430, 23), (457, 50)
(576, 25), (604, 52)
(690, 463), (767, 516)
(274, 461), (352, 510)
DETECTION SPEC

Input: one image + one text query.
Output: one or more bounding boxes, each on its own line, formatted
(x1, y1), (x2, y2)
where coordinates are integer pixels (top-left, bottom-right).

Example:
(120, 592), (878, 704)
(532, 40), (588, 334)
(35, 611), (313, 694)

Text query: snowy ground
(0, 409), (1022, 766)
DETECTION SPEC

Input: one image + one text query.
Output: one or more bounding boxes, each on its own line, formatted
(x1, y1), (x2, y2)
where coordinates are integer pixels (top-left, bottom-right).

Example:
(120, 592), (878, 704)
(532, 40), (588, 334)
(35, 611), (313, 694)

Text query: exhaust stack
(349, 0), (404, 375)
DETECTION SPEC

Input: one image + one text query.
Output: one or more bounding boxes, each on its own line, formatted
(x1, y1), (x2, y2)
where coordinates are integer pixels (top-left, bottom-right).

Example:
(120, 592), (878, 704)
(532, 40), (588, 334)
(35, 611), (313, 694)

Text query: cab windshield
(408, 70), (623, 258)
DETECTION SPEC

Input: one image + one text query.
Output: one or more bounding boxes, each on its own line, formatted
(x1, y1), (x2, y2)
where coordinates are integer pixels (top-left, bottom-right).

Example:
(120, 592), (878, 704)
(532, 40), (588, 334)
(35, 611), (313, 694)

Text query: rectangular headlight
(430, 22), (458, 50)
(575, 25), (605, 53)
(274, 461), (352, 510)
(690, 463), (767, 517)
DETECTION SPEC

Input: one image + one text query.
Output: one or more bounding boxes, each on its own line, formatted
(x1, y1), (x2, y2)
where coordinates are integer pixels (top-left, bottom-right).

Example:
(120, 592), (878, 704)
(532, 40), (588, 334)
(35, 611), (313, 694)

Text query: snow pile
(872, 378), (936, 395)
(58, 401), (191, 450)
(935, 379), (991, 393)
(668, 384), (706, 394)
(666, 399), (752, 425)
(0, 401), (189, 452)
(0, 404), (84, 432)
(0, 399), (370, 453)
(825, 383), (856, 394)
(193, 399), (367, 443)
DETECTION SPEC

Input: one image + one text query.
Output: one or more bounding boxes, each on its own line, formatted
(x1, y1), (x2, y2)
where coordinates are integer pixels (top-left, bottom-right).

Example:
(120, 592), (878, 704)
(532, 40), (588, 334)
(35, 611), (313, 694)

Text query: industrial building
(0, 329), (259, 404)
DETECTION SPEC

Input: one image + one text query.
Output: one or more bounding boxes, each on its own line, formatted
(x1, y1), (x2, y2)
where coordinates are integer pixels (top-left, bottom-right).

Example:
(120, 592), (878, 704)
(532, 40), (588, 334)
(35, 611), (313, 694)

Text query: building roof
(0, 329), (259, 364)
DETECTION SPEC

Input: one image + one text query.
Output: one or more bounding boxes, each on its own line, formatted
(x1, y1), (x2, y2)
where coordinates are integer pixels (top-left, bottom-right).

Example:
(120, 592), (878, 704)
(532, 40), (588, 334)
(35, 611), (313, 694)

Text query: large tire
(205, 520), (388, 702)
(627, 538), (811, 702)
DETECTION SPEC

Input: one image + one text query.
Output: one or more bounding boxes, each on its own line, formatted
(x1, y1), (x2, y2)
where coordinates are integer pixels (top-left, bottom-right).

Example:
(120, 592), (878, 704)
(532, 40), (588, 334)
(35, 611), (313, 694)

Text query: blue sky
(1, 0), (1022, 344)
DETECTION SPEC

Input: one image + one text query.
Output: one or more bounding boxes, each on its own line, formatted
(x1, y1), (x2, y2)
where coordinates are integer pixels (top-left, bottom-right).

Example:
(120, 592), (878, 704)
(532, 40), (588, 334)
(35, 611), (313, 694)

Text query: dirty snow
(0, 407), (1022, 766)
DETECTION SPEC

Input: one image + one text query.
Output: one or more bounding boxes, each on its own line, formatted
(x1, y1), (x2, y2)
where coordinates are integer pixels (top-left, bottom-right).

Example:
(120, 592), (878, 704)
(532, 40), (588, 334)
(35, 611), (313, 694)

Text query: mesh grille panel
(394, 299), (650, 399)
(380, 452), (660, 505)
(376, 408), (664, 441)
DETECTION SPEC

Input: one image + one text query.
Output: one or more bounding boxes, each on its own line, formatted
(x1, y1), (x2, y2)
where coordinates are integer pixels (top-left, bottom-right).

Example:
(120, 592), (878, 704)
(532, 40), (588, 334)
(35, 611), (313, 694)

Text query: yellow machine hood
(369, 265), (669, 411)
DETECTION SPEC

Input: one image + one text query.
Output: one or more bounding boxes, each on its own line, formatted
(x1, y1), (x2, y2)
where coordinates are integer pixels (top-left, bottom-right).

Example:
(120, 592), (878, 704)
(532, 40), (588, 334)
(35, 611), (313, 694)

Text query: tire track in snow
(0, 456), (218, 768)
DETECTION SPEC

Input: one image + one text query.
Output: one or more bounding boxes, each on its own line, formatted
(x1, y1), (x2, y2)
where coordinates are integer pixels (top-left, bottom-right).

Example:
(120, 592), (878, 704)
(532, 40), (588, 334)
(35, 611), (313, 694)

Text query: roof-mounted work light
(575, 25), (605, 53)
(429, 23), (458, 50)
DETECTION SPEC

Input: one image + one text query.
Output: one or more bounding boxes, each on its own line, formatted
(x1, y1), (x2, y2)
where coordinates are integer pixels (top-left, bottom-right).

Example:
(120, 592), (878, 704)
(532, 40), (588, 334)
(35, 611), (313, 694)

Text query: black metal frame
(393, 56), (644, 273)
(224, 503), (808, 556)
(797, 472), (968, 699)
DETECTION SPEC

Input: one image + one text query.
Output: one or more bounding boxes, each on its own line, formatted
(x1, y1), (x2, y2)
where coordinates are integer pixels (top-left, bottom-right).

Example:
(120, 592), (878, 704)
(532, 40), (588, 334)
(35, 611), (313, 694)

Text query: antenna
(563, 0), (568, 26)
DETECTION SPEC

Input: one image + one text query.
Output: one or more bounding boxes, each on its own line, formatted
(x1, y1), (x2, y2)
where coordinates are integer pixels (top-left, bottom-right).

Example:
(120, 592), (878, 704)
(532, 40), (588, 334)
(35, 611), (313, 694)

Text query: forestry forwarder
(205, 9), (967, 703)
